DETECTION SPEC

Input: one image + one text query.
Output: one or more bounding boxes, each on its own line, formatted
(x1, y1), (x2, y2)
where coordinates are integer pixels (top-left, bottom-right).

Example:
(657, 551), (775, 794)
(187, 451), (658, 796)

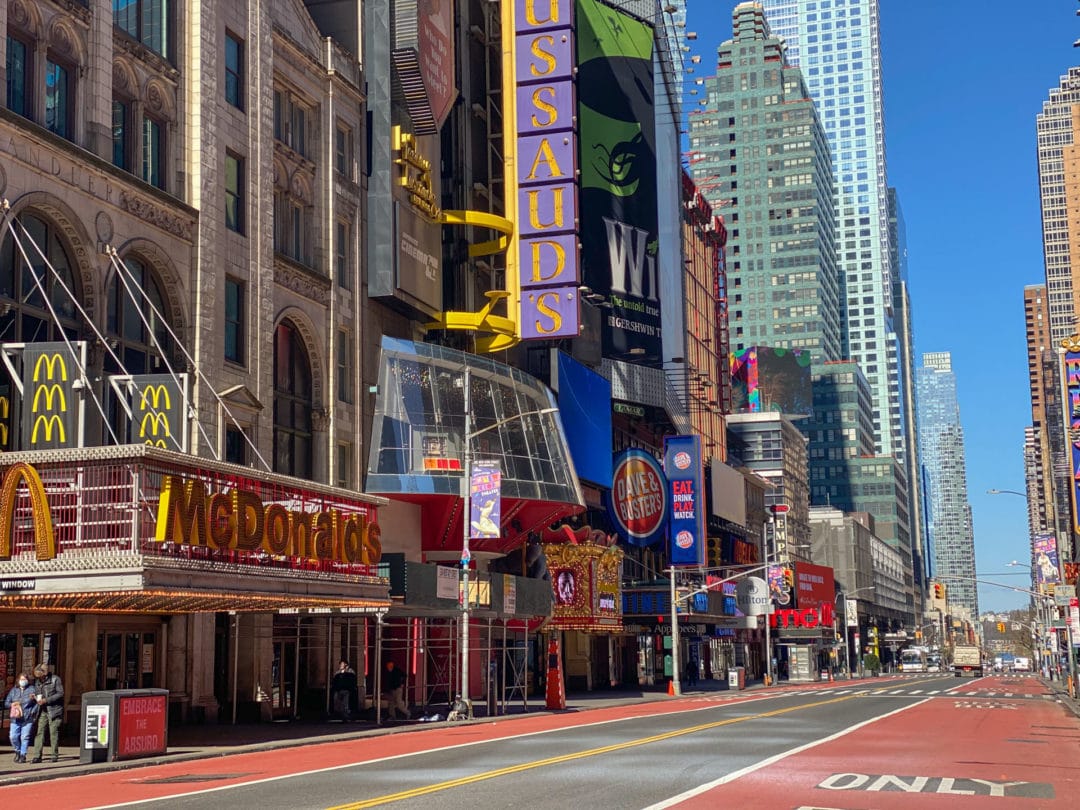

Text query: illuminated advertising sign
(664, 435), (705, 567)
(0, 462), (56, 561)
(1066, 349), (1080, 534)
(125, 374), (188, 452)
(606, 449), (667, 547)
(469, 461), (502, 540)
(576, 0), (660, 359)
(1034, 533), (1061, 586)
(793, 562), (835, 612)
(545, 541), (623, 631)
(507, 0), (581, 340)
(418, 0), (456, 127)
(22, 342), (80, 450)
(153, 475), (382, 566)
(767, 564), (793, 608)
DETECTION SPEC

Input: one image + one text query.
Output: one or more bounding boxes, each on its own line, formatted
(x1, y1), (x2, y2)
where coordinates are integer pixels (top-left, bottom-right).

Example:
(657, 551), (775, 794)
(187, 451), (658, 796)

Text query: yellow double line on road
(328, 686), (906, 809)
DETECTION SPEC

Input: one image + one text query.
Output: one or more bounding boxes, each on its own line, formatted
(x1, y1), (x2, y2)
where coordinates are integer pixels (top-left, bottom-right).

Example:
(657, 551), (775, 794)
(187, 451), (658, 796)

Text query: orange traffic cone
(828, 670), (834, 683)
(667, 679), (675, 696)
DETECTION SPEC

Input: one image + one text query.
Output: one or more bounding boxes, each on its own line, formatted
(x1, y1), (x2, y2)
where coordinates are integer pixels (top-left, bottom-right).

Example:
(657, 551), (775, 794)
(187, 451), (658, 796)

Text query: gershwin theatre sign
(154, 476), (383, 565)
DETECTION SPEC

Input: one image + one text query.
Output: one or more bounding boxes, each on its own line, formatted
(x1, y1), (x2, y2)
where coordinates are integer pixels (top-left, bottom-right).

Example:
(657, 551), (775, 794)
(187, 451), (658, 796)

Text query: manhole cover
(137, 773), (254, 784)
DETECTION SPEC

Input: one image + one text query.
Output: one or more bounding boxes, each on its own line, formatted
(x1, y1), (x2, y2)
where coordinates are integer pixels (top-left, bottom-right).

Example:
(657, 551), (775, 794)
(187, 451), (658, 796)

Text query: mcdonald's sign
(126, 375), (187, 452)
(0, 462), (57, 561)
(153, 474), (381, 566)
(21, 343), (79, 450)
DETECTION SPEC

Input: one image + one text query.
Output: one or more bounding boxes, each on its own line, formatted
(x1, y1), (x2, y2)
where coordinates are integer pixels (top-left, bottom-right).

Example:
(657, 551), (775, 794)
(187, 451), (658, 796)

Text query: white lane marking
(641, 698), (932, 810)
(910, 690), (923, 694)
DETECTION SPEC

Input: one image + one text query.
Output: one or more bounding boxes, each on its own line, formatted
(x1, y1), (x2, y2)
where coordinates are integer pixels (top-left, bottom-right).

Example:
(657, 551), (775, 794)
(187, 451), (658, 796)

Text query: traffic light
(783, 568), (794, 588)
(933, 583), (942, 599)
(997, 621), (1006, 633)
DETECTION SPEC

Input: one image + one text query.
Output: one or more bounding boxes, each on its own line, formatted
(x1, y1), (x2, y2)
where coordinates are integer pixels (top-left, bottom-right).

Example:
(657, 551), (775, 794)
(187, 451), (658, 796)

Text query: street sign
(770, 503), (790, 514)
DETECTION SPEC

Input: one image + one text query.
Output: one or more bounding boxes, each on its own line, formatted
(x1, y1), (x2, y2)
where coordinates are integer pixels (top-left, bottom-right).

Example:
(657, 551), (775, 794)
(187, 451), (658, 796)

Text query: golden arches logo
(139, 411), (172, 440)
(0, 396), (8, 447)
(32, 353), (68, 382)
(0, 462), (56, 561)
(138, 385), (171, 411)
(31, 384), (66, 413)
(30, 414), (65, 444)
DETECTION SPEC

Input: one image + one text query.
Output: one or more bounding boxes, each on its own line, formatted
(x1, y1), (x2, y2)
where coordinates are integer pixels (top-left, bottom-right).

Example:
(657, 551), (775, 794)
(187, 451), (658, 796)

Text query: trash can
(727, 667), (745, 690)
(81, 689), (169, 764)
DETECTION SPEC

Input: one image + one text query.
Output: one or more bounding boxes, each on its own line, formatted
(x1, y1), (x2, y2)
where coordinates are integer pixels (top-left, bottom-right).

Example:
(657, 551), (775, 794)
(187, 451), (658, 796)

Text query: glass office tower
(762, 0), (900, 457)
(916, 352), (979, 623)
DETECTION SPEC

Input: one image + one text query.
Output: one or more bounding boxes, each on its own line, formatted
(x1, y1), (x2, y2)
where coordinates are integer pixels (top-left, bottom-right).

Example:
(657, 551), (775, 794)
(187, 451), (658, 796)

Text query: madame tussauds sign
(154, 475), (382, 566)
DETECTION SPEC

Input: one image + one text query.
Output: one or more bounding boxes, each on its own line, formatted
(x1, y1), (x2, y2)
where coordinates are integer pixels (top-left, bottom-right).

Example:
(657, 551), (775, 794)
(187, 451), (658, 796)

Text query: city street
(1, 674), (1077, 809)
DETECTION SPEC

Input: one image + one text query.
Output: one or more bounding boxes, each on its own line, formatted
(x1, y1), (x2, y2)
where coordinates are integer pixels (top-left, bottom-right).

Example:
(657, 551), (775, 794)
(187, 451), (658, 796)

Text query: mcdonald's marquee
(0, 445), (391, 615)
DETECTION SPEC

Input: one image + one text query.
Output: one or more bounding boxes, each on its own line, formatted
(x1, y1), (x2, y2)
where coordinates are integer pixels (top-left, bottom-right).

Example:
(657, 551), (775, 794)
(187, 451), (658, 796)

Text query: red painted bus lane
(670, 687), (1080, 809)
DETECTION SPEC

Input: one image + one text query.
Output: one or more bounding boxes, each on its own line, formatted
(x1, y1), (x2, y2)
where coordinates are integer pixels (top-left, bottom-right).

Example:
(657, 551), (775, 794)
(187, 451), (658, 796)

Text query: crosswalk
(691, 672), (1053, 705)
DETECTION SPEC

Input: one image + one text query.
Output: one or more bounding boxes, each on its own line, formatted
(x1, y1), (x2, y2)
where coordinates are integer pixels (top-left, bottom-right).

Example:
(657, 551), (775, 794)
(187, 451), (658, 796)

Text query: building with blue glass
(916, 352), (978, 622)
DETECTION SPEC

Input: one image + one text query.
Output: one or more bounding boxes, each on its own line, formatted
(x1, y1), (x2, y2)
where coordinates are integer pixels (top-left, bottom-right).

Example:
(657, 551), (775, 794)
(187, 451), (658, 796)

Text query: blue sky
(684, 1), (1080, 612)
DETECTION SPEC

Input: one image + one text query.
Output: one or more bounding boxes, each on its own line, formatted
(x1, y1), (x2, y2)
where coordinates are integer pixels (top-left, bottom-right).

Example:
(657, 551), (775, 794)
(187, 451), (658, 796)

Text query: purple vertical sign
(469, 461), (502, 540)
(513, 0), (580, 340)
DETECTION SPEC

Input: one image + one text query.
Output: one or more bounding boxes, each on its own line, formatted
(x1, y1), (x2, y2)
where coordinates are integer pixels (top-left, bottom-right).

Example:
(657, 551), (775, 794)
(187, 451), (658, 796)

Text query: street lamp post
(459, 365), (556, 718)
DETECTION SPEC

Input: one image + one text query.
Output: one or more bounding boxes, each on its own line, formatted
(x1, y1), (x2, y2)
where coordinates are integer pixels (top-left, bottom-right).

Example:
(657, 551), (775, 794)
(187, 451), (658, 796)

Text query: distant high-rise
(890, 188), (926, 594)
(1023, 285), (1059, 540)
(916, 352), (979, 621)
(762, 0), (900, 457)
(690, 2), (841, 364)
(1036, 68), (1080, 344)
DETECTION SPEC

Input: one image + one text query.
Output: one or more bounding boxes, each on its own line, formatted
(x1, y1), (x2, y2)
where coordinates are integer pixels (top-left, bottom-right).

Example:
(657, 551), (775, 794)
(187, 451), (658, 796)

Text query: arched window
(0, 212), (80, 342)
(273, 320), (312, 478)
(105, 257), (173, 375)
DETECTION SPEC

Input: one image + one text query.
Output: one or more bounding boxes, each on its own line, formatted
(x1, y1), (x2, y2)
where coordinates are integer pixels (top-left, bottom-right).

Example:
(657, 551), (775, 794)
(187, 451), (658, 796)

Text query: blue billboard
(664, 434), (705, 567)
(556, 353), (613, 487)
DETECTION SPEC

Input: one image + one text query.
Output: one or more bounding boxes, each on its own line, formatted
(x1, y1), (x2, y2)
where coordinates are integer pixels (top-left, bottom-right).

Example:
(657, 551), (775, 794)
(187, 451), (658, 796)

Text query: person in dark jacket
(30, 663), (63, 763)
(382, 661), (409, 721)
(4, 672), (39, 763)
(331, 660), (358, 721)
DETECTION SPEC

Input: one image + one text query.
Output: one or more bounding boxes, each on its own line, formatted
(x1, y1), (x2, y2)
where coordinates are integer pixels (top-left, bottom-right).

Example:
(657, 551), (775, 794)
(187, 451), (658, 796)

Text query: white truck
(953, 645), (983, 677)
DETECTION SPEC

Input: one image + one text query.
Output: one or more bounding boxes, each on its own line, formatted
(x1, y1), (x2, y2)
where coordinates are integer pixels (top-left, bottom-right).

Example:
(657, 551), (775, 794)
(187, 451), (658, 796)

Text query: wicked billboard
(576, 0), (659, 361)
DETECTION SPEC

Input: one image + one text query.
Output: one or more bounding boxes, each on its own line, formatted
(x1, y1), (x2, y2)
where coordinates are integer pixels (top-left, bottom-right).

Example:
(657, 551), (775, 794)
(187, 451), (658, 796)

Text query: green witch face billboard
(576, 0), (660, 361)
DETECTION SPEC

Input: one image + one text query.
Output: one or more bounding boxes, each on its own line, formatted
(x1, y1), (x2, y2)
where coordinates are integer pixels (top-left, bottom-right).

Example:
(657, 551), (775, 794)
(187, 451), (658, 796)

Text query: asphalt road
(9, 674), (1079, 810)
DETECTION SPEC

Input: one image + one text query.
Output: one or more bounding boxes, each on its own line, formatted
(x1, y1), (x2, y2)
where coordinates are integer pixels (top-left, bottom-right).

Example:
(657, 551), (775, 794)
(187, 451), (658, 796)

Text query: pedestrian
(686, 655), (698, 688)
(30, 663), (63, 763)
(4, 672), (39, 764)
(382, 661), (409, 721)
(331, 660), (358, 721)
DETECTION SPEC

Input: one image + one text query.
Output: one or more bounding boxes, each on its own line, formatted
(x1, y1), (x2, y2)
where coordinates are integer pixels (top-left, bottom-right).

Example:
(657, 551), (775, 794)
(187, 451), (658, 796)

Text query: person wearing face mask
(4, 673), (39, 764)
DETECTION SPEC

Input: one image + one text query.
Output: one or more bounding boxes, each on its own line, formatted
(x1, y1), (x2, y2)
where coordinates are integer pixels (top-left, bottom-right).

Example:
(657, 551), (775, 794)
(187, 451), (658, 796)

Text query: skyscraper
(762, 0), (900, 457)
(689, 2), (841, 364)
(916, 352), (979, 622)
(1036, 67), (1080, 345)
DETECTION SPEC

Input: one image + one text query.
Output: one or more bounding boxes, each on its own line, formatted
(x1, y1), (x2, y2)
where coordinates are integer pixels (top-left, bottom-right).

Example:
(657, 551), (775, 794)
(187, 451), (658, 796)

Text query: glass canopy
(366, 337), (583, 507)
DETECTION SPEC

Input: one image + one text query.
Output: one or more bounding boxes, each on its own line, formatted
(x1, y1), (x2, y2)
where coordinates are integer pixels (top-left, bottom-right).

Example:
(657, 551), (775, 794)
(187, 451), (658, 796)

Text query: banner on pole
(469, 460), (502, 540)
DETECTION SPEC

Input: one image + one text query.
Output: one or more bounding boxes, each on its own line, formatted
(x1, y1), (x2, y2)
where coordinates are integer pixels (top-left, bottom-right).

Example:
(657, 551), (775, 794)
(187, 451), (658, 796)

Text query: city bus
(899, 648), (928, 673)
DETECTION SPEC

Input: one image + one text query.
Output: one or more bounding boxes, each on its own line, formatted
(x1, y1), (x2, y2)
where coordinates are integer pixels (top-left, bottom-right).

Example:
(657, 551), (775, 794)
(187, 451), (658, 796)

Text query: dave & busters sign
(606, 449), (668, 547)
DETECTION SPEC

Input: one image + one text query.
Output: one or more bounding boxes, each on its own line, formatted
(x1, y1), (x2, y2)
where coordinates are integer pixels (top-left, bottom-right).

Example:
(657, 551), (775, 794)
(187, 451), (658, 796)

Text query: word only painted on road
(816, 773), (1052, 799)
(953, 700), (1018, 710)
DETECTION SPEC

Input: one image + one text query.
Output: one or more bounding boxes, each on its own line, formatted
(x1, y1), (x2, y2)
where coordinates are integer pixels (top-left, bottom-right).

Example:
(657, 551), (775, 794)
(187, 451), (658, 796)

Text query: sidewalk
(0, 677), (765, 786)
